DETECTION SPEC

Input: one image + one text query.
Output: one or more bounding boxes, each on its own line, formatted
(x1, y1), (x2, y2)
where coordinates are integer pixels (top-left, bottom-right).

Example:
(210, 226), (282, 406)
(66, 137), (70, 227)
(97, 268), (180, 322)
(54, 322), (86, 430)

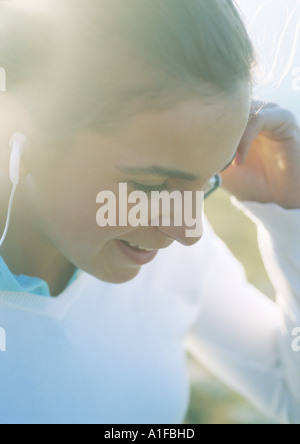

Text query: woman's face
(26, 89), (250, 284)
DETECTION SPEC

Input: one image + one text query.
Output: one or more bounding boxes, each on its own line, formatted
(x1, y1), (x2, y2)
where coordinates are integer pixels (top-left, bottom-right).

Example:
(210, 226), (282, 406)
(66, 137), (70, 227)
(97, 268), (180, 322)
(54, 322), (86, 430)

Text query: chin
(94, 266), (141, 285)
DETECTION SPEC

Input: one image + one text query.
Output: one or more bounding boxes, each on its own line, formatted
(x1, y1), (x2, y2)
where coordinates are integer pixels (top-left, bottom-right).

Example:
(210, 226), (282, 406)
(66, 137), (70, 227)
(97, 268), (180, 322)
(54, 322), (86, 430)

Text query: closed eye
(131, 181), (168, 194)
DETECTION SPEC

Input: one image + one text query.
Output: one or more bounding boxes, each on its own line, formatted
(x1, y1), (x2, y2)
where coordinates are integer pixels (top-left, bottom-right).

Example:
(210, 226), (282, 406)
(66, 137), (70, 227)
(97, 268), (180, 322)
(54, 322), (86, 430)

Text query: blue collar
(0, 257), (80, 297)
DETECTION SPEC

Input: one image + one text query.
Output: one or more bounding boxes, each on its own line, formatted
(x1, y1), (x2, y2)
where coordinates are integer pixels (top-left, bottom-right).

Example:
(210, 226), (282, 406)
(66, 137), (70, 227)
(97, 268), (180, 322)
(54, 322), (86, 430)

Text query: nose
(149, 189), (204, 246)
(156, 224), (203, 246)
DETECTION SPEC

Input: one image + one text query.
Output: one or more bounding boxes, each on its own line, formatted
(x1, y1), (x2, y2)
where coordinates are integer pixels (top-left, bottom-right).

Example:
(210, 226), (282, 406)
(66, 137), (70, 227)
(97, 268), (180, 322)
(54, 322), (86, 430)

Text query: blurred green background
(184, 189), (277, 425)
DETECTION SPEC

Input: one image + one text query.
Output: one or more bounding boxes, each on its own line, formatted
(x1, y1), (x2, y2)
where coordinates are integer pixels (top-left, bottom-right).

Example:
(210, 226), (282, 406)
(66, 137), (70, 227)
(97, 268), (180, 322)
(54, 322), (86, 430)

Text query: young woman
(0, 0), (299, 424)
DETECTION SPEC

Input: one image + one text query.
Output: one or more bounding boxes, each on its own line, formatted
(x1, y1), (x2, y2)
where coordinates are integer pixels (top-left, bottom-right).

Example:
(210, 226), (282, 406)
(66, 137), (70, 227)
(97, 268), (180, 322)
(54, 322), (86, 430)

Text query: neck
(0, 177), (76, 297)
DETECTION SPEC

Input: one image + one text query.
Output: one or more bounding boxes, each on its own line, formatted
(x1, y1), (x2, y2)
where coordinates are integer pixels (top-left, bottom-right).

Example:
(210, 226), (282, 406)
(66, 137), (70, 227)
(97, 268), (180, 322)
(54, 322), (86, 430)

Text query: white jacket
(0, 200), (299, 424)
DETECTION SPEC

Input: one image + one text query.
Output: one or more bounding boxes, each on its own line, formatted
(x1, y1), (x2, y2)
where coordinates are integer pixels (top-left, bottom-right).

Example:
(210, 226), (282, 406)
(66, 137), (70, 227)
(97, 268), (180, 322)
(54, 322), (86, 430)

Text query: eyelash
(131, 180), (212, 194)
(131, 182), (168, 194)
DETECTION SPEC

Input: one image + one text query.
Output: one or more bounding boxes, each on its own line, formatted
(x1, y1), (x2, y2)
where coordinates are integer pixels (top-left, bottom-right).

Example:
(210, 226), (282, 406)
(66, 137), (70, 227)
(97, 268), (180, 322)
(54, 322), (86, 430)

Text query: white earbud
(9, 133), (27, 185)
(0, 133), (28, 248)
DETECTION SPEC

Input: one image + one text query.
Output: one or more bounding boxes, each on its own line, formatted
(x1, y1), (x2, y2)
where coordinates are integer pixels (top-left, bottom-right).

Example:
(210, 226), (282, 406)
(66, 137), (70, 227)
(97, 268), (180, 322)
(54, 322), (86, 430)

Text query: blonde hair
(0, 0), (255, 137)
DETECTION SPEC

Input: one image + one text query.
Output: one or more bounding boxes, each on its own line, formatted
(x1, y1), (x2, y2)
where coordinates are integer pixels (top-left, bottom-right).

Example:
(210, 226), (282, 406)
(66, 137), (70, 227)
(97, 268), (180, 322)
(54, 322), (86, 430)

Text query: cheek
(33, 170), (136, 252)
(33, 148), (142, 251)
(33, 152), (102, 232)
(37, 180), (98, 236)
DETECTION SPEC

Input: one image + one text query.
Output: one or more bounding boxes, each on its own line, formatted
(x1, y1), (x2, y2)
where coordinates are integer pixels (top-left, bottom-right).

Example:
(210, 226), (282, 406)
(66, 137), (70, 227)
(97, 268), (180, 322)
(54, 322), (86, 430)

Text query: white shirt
(0, 200), (299, 424)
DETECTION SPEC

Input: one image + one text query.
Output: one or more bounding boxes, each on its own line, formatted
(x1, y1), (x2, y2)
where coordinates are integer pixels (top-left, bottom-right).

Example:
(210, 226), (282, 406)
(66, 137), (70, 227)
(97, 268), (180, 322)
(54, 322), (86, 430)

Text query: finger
(236, 103), (298, 165)
(251, 101), (298, 136)
(250, 100), (278, 113)
(259, 107), (298, 140)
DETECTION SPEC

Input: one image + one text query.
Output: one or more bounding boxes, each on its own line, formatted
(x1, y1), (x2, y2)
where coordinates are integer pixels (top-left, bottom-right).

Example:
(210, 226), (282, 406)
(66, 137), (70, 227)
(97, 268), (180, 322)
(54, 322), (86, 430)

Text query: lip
(116, 240), (159, 266)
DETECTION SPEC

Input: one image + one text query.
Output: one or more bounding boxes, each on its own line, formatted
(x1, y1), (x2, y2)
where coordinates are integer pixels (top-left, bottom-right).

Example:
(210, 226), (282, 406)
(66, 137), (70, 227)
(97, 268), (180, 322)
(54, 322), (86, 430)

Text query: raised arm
(187, 103), (300, 424)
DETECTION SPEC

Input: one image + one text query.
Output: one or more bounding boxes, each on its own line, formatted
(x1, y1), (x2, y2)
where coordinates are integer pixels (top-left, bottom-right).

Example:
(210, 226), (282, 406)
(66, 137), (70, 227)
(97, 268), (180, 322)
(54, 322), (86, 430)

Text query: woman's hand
(221, 101), (300, 209)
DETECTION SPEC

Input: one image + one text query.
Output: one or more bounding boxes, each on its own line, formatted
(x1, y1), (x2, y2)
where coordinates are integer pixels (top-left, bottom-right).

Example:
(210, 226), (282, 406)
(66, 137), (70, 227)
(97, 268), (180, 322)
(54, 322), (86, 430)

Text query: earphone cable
(0, 183), (18, 248)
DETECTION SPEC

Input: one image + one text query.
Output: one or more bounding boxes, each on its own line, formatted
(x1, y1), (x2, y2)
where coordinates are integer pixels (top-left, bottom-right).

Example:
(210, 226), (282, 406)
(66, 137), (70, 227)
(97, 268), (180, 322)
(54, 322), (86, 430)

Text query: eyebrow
(118, 151), (237, 181)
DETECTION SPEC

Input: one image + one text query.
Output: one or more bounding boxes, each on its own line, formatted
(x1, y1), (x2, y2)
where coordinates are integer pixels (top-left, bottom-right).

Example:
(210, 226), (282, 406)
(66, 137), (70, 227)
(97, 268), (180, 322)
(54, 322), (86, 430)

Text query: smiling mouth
(121, 240), (157, 252)
(116, 240), (159, 266)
